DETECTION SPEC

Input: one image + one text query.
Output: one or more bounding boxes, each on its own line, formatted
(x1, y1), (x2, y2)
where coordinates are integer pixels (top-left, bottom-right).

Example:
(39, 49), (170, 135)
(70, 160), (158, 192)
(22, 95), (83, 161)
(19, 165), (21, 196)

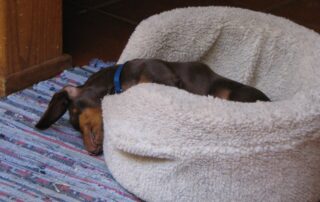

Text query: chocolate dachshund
(36, 59), (270, 155)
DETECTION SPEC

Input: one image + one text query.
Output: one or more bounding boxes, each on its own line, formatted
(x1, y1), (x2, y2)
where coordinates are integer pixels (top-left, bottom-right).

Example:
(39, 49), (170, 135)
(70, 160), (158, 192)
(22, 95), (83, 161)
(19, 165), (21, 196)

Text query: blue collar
(113, 64), (124, 94)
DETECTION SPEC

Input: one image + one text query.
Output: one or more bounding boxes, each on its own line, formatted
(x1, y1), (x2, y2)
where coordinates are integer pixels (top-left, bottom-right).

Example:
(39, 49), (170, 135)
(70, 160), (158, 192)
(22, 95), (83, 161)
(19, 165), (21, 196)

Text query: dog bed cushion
(102, 7), (320, 202)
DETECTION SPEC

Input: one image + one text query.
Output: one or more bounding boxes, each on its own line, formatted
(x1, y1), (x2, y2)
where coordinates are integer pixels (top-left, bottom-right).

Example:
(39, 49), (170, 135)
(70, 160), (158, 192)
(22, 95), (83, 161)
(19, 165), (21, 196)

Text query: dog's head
(36, 86), (104, 155)
(35, 67), (118, 155)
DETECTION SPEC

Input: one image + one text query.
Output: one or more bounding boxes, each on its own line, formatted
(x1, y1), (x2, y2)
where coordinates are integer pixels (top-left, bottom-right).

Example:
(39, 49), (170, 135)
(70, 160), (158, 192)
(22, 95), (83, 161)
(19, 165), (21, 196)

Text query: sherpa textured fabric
(102, 7), (320, 202)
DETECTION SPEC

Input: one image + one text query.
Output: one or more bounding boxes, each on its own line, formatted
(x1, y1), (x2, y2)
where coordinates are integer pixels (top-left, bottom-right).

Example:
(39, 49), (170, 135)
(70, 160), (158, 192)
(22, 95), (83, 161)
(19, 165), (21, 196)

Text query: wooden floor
(63, 0), (320, 65)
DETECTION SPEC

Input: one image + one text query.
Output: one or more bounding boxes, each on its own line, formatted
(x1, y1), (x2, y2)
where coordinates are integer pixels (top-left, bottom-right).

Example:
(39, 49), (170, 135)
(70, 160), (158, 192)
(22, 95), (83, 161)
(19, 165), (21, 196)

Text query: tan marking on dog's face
(79, 107), (103, 155)
(72, 108), (78, 114)
(215, 89), (231, 100)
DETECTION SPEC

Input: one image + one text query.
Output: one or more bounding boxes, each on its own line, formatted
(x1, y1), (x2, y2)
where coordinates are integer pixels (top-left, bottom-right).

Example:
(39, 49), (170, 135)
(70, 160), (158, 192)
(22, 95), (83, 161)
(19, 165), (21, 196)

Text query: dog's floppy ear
(35, 90), (70, 130)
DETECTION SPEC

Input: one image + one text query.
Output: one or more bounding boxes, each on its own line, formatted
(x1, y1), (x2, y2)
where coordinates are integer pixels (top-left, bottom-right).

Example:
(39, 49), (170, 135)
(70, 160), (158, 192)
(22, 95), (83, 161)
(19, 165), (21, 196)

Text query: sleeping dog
(36, 59), (270, 155)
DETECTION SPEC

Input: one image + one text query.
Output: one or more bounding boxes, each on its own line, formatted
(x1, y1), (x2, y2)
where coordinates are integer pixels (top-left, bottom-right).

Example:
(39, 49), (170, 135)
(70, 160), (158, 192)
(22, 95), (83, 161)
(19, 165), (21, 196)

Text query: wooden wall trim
(0, 54), (71, 95)
(0, 0), (8, 76)
(0, 0), (71, 96)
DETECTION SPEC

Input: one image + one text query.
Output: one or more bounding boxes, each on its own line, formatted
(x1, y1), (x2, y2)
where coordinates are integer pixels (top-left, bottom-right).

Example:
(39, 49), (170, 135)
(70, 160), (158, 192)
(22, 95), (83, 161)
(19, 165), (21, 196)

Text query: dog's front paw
(79, 107), (103, 155)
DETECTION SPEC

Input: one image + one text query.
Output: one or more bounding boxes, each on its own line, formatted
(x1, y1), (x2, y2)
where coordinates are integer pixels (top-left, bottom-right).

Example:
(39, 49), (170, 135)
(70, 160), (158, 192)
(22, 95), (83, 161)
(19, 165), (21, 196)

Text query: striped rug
(0, 60), (140, 202)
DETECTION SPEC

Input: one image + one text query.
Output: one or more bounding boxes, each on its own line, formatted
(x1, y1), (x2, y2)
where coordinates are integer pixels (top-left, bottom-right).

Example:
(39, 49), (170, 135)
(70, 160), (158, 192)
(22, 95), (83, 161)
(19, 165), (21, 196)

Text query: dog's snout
(88, 146), (103, 155)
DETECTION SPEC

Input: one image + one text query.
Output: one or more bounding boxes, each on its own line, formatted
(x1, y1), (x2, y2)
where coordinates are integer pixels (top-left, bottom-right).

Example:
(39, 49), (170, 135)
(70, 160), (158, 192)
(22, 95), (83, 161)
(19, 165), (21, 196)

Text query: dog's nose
(88, 146), (103, 156)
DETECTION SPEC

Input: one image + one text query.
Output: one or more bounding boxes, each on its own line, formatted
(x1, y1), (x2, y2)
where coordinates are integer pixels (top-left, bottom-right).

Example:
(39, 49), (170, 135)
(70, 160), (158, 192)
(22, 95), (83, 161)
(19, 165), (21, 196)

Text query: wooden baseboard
(0, 54), (72, 96)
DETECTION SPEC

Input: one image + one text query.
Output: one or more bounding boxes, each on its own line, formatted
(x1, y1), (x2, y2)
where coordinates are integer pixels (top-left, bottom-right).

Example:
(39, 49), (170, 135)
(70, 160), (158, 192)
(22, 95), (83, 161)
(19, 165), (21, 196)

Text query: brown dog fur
(36, 59), (270, 155)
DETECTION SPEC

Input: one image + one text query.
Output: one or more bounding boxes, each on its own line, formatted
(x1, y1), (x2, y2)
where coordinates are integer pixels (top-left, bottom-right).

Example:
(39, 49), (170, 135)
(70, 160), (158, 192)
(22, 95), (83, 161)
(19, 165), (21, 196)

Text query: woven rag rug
(0, 60), (140, 202)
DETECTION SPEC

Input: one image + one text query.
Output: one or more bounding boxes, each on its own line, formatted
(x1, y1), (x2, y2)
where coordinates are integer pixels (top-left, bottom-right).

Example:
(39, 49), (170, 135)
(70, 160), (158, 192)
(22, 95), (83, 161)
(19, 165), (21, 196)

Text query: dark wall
(63, 0), (320, 65)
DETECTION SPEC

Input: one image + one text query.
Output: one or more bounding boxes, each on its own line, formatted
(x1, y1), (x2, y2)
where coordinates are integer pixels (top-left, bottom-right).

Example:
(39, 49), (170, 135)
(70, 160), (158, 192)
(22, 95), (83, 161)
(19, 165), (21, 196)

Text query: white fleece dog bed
(102, 7), (320, 202)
